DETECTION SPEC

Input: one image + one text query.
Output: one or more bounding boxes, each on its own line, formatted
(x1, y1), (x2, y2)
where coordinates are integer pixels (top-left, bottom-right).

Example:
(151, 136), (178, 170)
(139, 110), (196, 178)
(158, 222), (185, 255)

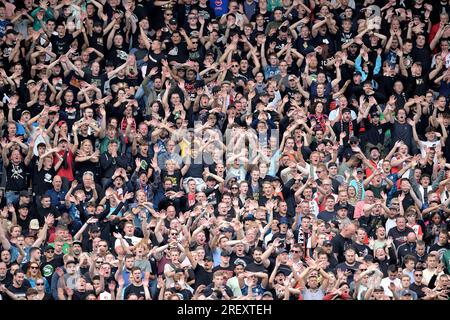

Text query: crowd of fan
(0, 0), (449, 301)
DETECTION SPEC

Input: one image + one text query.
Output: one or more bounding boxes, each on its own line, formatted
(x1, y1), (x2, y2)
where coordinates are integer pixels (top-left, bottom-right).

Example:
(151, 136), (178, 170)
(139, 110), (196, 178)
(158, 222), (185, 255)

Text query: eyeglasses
(30, 266), (39, 269)
(290, 250), (300, 253)
(414, 273), (423, 277)
(231, 65), (239, 67)
(231, 187), (238, 189)
(36, 283), (44, 286)
(165, 13), (173, 16)
(96, 260), (103, 264)
(192, 41), (198, 44)
(45, 250), (54, 253)
(189, 17), (197, 20)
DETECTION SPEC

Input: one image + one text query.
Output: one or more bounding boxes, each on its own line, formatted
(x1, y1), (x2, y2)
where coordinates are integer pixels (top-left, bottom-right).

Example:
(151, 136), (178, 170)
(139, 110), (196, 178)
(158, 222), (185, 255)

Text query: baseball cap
(204, 256), (213, 261)
(18, 203), (29, 210)
(221, 250), (231, 257)
(29, 219), (40, 230)
(279, 248), (288, 254)
(279, 217), (288, 225)
(58, 137), (68, 143)
(26, 79), (36, 86)
(72, 240), (82, 247)
(21, 110), (31, 116)
(89, 225), (101, 233)
(356, 167), (364, 173)
(221, 226), (234, 233)
(336, 204), (348, 211)
(353, 71), (362, 76)
(169, 18), (177, 25)
(349, 136), (359, 143)
(323, 240), (332, 246)
(44, 245), (54, 252)
(19, 190), (31, 197)
(262, 291), (273, 298)
(234, 258), (247, 267)
(364, 254), (374, 262)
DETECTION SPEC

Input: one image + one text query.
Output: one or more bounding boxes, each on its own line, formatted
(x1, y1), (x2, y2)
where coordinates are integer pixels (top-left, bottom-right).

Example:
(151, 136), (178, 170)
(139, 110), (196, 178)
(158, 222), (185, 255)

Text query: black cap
(260, 90), (269, 96)
(336, 204), (348, 211)
(169, 18), (177, 25)
(323, 240), (332, 246)
(364, 254), (374, 262)
(221, 226), (234, 233)
(204, 255), (213, 261)
(89, 225), (101, 233)
(356, 167), (364, 173)
(221, 250), (231, 257)
(234, 258), (247, 267)
(353, 71), (362, 76)
(349, 136), (359, 143)
(20, 188), (32, 196)
(72, 240), (82, 247)
(279, 248), (288, 254)
(18, 204), (29, 210)
(44, 245), (54, 252)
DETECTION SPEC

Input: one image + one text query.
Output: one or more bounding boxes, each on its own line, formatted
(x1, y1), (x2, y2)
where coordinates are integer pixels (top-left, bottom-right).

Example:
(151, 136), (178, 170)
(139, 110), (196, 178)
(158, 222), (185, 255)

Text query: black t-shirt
(352, 242), (371, 258)
(34, 167), (57, 196)
(41, 257), (64, 283)
(51, 34), (74, 56)
(161, 170), (182, 191)
(387, 226), (415, 248)
(318, 210), (337, 223)
(165, 42), (189, 64)
(85, 73), (108, 92)
(108, 45), (129, 66)
(7, 281), (31, 300)
(5, 162), (28, 192)
(124, 283), (147, 299)
(332, 234), (354, 263)
(88, 32), (105, 53)
(193, 264), (213, 289)
(245, 261), (267, 273)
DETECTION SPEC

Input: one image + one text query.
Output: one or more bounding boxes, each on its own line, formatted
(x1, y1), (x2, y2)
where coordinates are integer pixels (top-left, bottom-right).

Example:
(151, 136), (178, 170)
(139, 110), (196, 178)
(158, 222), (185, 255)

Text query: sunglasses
(290, 250), (300, 253)
(36, 283), (44, 286)
(415, 274), (423, 276)
(30, 266), (39, 269)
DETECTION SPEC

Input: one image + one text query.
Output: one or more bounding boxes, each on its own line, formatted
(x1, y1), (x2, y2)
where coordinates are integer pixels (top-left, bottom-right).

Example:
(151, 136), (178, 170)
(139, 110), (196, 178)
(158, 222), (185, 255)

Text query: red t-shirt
(54, 149), (75, 182)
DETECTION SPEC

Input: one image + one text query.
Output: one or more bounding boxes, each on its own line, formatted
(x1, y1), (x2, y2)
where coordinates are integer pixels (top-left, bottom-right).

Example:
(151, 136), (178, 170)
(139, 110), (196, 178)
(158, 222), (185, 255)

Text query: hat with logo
(29, 219), (40, 230)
